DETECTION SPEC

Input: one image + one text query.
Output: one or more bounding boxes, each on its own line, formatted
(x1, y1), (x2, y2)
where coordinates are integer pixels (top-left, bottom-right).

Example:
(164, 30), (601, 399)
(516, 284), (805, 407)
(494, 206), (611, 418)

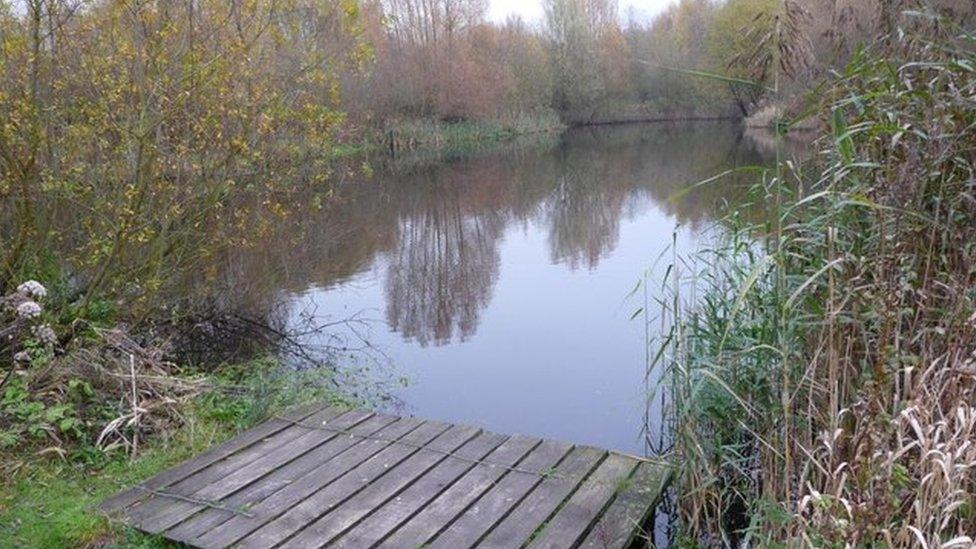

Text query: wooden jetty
(99, 403), (670, 548)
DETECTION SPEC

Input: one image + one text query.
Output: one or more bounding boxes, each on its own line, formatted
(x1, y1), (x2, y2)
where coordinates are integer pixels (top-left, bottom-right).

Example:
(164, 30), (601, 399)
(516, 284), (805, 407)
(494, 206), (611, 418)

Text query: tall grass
(384, 111), (565, 153)
(654, 17), (976, 546)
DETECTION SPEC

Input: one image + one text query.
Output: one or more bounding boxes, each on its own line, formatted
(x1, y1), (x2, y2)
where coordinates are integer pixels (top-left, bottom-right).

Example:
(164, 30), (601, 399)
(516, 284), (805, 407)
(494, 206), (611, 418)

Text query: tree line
(2, 0), (974, 307)
(344, 0), (975, 126)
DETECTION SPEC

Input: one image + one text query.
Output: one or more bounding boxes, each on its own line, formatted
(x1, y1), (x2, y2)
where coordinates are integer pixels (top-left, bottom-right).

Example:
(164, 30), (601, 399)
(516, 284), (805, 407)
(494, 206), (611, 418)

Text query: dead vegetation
(659, 12), (976, 546)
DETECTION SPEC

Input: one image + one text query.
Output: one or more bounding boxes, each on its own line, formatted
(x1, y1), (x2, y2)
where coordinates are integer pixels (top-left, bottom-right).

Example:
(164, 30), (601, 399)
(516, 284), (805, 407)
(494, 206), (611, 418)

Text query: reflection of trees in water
(181, 122), (794, 347)
(545, 167), (627, 270)
(372, 122), (787, 345)
(175, 190), (399, 307)
(558, 122), (772, 231)
(540, 121), (776, 269)
(158, 187), (401, 367)
(383, 165), (509, 346)
(384, 210), (500, 346)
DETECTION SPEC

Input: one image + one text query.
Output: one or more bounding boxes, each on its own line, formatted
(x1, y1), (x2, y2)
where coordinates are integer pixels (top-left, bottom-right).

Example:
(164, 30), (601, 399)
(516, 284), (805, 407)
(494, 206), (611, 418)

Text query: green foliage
(192, 357), (348, 431)
(0, 355), (348, 547)
(543, 0), (606, 113)
(0, 0), (368, 317)
(1, 377), (86, 445)
(627, 0), (732, 114)
(0, 412), (231, 547)
(705, 0), (780, 79)
(77, 298), (117, 326)
(386, 113), (564, 154)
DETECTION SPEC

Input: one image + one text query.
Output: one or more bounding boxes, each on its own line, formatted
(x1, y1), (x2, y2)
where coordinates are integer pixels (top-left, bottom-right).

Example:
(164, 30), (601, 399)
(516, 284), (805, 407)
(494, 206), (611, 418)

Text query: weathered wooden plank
(196, 409), (375, 500)
(97, 402), (331, 516)
(278, 424), (481, 548)
(192, 417), (426, 548)
(378, 434), (541, 548)
(579, 461), (669, 549)
(102, 406), (668, 549)
(131, 408), (373, 534)
(330, 432), (509, 549)
(236, 420), (451, 548)
(478, 446), (606, 548)
(528, 453), (638, 548)
(133, 408), (335, 524)
(427, 439), (573, 548)
(122, 406), (346, 528)
(163, 413), (400, 544)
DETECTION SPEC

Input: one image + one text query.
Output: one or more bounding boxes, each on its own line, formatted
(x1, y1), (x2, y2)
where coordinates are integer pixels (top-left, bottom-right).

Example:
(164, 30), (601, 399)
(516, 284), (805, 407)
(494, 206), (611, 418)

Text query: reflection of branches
(384, 184), (503, 346)
(561, 122), (791, 230)
(546, 169), (626, 269)
(290, 301), (391, 364)
(171, 123), (793, 367)
(170, 300), (399, 406)
(172, 304), (385, 371)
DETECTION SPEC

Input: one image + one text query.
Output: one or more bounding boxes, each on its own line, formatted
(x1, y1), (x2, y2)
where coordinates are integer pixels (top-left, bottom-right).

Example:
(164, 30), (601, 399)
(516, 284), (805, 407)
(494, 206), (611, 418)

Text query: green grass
(327, 112), (565, 164)
(373, 112), (564, 151)
(0, 410), (232, 547)
(0, 356), (350, 547)
(396, 113), (563, 145)
(330, 141), (374, 159)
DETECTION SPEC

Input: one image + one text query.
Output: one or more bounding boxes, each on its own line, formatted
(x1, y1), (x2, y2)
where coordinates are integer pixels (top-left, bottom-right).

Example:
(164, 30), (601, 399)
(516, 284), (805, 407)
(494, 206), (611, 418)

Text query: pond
(278, 121), (783, 456)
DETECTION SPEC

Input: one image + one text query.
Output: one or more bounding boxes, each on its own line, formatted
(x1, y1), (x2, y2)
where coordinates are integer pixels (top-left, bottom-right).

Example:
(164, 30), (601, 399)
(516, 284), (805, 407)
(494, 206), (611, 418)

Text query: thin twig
(134, 486), (255, 518)
(129, 353), (139, 457)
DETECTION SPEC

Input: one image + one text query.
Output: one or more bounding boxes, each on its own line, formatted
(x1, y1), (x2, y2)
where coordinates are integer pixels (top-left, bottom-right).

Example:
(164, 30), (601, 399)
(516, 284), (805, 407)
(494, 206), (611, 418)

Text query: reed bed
(654, 18), (976, 546)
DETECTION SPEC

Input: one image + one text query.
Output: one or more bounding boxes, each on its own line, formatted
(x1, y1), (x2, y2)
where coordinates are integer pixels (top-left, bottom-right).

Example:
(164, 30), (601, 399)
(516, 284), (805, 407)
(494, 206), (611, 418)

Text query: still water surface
(283, 122), (778, 456)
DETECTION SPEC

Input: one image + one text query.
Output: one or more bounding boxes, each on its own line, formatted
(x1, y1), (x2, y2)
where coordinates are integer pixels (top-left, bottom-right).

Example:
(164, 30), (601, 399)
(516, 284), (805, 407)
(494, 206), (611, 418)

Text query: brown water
(273, 121), (782, 456)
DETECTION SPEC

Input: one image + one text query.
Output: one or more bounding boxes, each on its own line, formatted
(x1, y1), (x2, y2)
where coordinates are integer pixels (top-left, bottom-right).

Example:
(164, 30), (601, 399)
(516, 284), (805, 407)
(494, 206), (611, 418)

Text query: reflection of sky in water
(282, 122), (780, 456)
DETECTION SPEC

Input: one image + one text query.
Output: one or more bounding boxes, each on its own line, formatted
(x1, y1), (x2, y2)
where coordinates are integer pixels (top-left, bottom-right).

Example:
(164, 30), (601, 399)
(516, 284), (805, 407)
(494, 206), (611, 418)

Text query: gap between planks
(100, 405), (671, 548)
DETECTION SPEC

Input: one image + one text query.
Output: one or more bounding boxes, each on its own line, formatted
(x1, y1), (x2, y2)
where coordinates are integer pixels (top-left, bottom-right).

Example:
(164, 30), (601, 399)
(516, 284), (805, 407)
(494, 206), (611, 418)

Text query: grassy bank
(336, 107), (750, 163)
(336, 111), (566, 159)
(1, 412), (228, 547)
(0, 357), (348, 547)
(656, 19), (976, 545)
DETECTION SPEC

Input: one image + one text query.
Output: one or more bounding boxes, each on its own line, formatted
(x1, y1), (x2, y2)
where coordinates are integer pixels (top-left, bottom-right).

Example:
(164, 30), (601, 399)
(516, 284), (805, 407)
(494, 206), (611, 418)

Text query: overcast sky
(487, 0), (676, 25)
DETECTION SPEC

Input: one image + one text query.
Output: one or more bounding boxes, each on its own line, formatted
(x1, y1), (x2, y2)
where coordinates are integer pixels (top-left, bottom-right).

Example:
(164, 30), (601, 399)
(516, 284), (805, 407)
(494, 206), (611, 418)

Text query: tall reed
(654, 15), (976, 546)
